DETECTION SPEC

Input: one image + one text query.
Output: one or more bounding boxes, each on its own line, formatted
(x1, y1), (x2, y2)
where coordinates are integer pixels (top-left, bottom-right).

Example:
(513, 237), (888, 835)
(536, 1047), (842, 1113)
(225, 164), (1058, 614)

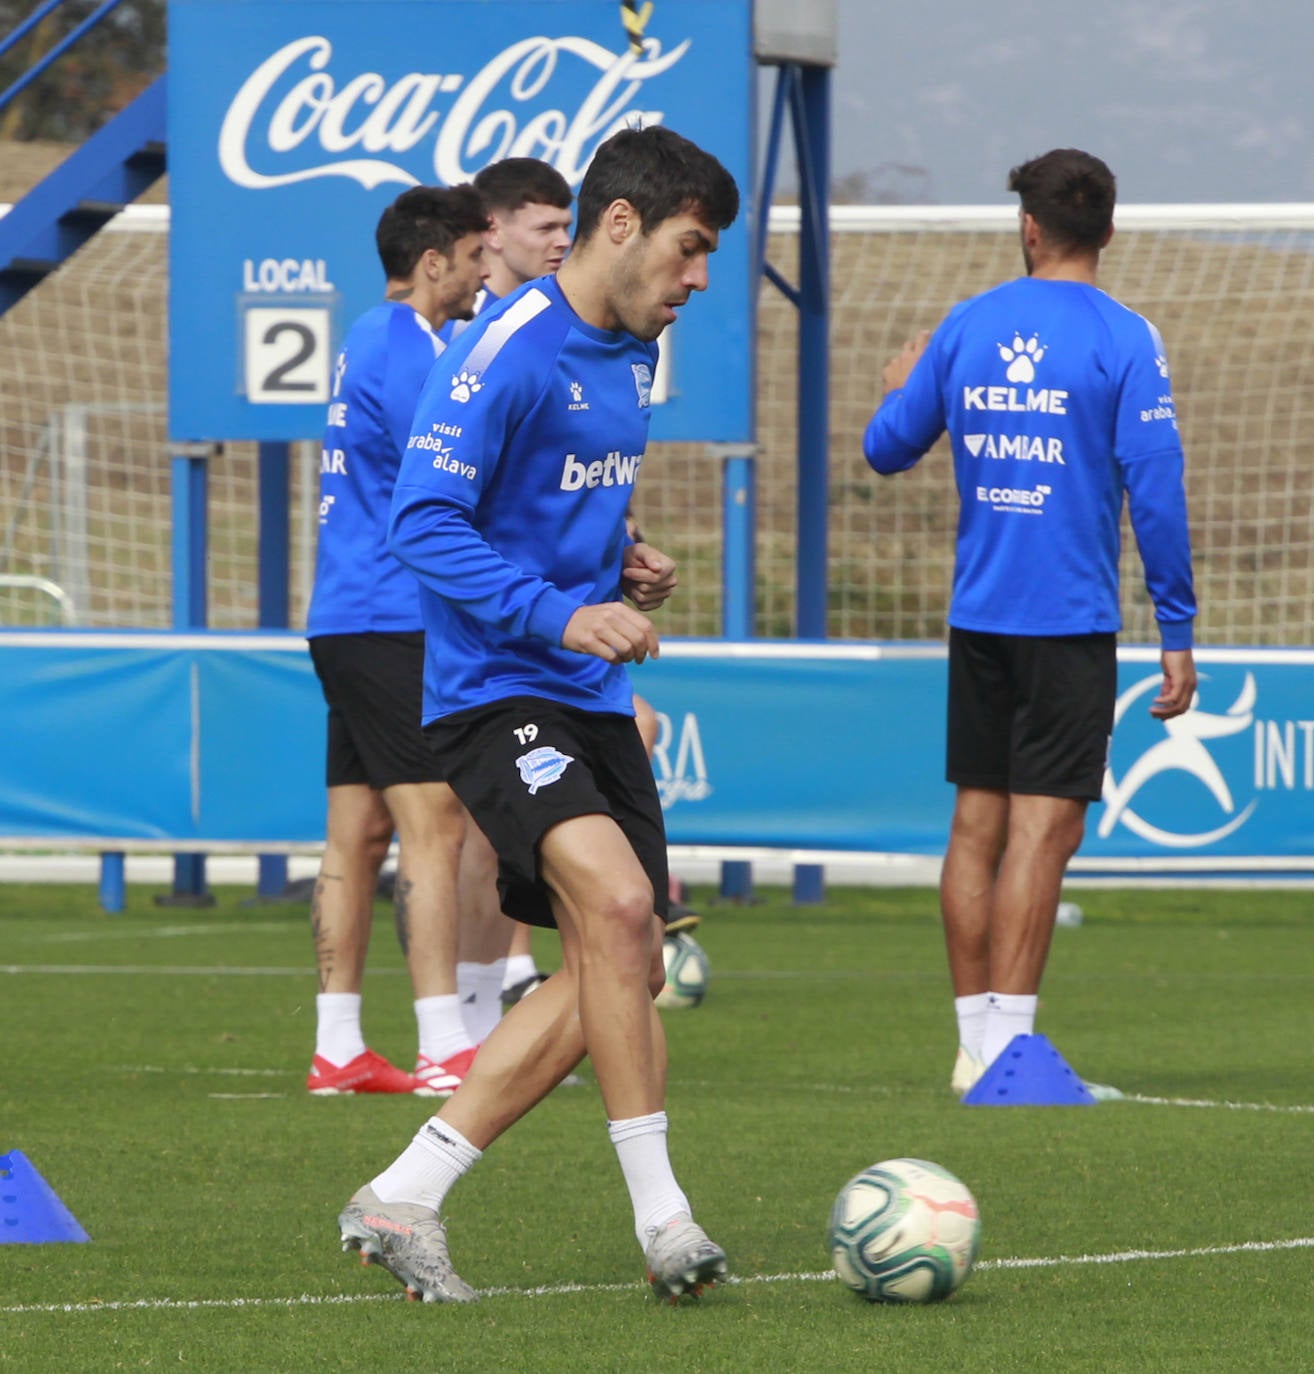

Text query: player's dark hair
(375, 185), (490, 279)
(1007, 149), (1116, 252)
(574, 126), (739, 244)
(473, 157), (573, 214)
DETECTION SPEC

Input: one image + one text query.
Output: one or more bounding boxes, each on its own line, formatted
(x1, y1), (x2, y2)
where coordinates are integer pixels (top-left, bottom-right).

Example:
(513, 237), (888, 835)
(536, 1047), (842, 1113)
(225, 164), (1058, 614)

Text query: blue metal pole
(98, 850), (125, 914)
(161, 452), (213, 906)
(790, 63), (831, 907)
(256, 441), (291, 900)
(719, 451), (756, 903)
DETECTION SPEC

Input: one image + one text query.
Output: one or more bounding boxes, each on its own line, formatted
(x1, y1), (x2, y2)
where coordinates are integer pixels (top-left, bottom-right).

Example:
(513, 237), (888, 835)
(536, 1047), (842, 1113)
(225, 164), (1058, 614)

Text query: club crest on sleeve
(515, 746), (575, 794)
(631, 363), (652, 407)
(450, 369), (482, 402)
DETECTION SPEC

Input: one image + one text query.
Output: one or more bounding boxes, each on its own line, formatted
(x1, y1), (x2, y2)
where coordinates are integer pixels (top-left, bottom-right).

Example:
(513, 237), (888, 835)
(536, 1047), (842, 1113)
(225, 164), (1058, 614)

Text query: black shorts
(424, 696), (669, 930)
(308, 632), (447, 790)
(946, 628), (1116, 801)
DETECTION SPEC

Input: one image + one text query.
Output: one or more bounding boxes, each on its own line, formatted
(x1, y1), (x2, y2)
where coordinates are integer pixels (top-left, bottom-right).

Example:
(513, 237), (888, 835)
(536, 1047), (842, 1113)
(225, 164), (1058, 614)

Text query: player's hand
(883, 331), (930, 393)
(562, 602), (660, 665)
(1150, 647), (1197, 719)
(621, 542), (678, 611)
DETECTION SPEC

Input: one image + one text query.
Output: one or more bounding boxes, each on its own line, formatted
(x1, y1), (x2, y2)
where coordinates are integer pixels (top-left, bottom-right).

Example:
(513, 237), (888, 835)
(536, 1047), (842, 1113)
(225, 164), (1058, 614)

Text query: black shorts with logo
(946, 627), (1117, 801)
(424, 695), (669, 930)
(308, 631), (447, 790)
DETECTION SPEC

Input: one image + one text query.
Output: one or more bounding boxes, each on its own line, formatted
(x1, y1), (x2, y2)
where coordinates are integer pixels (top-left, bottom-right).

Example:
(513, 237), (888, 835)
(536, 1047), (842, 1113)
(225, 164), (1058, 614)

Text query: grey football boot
(338, 1184), (477, 1303)
(643, 1214), (728, 1302)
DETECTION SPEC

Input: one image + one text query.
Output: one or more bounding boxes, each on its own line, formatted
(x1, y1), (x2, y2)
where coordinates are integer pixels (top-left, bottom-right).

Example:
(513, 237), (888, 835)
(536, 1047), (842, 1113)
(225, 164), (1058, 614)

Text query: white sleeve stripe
(463, 288), (552, 376)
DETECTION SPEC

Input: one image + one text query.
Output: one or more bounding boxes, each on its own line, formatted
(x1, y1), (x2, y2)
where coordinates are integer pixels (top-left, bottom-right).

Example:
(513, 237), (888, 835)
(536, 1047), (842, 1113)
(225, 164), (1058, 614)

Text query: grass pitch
(1, 881), (1311, 1372)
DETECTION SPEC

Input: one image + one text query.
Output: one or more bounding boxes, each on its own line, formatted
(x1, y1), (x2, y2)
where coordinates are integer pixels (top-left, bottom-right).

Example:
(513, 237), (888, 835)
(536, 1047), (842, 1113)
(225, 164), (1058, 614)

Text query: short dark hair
(473, 157), (573, 214)
(375, 185), (490, 279)
(574, 126), (739, 244)
(1007, 149), (1116, 252)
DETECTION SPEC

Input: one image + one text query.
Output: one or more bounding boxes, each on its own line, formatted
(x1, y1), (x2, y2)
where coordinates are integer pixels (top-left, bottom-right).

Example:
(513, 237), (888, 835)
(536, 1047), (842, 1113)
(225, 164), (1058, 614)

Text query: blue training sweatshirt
(306, 302), (446, 637)
(388, 275), (659, 723)
(863, 277), (1196, 648)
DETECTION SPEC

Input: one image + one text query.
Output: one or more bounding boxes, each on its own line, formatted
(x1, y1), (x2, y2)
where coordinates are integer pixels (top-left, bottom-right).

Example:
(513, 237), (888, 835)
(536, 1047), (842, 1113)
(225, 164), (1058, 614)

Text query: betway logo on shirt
(217, 35), (690, 192)
(560, 451), (643, 491)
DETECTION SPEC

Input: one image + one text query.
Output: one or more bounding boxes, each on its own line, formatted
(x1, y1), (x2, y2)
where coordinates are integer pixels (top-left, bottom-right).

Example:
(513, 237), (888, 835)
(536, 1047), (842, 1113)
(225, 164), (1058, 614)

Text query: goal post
(3, 202), (1313, 645)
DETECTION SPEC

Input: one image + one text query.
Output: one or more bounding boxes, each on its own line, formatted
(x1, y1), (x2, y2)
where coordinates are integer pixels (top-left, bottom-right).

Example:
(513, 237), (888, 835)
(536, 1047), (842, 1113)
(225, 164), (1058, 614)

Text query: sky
(820, 0), (1314, 204)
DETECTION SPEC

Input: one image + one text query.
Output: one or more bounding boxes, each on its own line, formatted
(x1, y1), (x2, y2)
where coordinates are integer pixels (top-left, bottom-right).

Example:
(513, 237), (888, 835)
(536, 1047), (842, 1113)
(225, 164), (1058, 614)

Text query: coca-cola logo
(217, 34), (692, 192)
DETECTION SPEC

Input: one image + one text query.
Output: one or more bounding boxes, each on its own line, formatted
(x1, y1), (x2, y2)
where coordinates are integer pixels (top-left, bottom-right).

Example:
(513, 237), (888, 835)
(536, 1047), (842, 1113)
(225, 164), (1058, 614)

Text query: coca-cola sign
(168, 0), (752, 444)
(218, 34), (692, 191)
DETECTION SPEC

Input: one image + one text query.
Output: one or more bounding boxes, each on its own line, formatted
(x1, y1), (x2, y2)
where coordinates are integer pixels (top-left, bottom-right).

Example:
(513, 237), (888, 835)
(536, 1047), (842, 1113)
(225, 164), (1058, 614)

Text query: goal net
(1, 203), (1311, 645)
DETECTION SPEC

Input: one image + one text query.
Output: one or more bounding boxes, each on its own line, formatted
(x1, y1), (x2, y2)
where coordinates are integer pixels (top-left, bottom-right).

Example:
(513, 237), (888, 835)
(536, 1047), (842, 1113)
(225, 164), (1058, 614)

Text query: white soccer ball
(654, 932), (709, 1010)
(827, 1158), (980, 1303)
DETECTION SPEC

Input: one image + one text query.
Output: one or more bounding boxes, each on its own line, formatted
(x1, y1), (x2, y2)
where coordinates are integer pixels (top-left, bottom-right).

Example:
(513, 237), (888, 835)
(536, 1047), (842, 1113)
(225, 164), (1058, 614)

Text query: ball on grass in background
(827, 1157), (980, 1303)
(654, 932), (709, 1010)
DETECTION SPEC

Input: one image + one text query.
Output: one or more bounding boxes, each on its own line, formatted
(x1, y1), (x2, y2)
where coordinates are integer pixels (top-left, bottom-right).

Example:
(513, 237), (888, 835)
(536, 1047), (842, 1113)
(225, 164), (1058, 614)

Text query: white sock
(414, 994), (474, 1064)
(315, 992), (366, 1065)
(954, 993), (990, 1062)
(371, 1118), (482, 1212)
(457, 960), (507, 1043)
(608, 1111), (690, 1251)
(502, 953), (539, 991)
(981, 992), (1038, 1066)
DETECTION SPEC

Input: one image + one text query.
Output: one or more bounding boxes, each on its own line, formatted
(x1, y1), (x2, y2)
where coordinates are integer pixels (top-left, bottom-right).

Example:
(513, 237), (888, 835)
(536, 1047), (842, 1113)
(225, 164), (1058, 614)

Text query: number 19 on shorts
(242, 305), (332, 405)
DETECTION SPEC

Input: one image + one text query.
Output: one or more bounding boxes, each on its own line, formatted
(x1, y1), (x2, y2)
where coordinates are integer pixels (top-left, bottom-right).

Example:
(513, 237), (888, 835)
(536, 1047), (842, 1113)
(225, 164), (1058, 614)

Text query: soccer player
(440, 159), (696, 1014)
(336, 125), (739, 1303)
(862, 148), (1198, 1099)
(304, 185), (496, 1096)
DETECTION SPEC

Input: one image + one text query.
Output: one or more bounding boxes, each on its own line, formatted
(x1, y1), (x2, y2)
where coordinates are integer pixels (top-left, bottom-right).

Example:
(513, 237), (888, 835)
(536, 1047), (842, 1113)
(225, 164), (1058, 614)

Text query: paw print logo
(570, 381), (583, 403)
(1155, 354), (1169, 378)
(998, 334), (1046, 384)
(450, 369), (483, 403)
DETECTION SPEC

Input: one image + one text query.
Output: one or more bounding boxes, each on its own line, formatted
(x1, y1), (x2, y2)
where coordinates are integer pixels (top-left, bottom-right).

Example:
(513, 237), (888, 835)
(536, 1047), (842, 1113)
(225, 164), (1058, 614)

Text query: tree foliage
(0, 0), (164, 141)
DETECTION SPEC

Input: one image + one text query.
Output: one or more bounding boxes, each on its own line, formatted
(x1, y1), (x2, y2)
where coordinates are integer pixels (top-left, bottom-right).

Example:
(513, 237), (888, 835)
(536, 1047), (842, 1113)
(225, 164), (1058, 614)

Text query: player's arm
(1115, 329), (1197, 649)
(387, 360), (580, 646)
(863, 327), (947, 474)
(1115, 327), (1198, 719)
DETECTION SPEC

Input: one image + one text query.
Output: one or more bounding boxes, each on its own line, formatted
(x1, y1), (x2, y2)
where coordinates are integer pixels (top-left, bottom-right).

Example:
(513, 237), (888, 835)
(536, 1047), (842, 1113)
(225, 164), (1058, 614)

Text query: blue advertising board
(166, 0), (755, 443)
(2, 635), (1313, 873)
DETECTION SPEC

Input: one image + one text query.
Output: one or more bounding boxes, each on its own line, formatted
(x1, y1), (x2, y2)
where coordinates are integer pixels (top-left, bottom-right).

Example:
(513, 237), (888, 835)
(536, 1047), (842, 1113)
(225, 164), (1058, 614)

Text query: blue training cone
(0, 1150), (90, 1243)
(961, 1033), (1097, 1107)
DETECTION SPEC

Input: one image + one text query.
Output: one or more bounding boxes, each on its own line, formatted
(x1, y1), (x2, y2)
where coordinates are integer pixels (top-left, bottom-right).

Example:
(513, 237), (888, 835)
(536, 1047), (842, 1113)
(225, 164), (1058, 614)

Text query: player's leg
(383, 779), (481, 1094)
(307, 783), (396, 1089)
(977, 633), (1116, 1082)
(307, 635), (419, 1095)
(455, 819), (516, 1040)
(940, 629), (1012, 1089)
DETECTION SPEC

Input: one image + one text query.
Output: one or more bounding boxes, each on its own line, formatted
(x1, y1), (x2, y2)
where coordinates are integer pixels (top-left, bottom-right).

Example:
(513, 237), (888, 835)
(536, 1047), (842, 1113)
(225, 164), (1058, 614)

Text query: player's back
(307, 303), (445, 637)
(931, 277), (1179, 636)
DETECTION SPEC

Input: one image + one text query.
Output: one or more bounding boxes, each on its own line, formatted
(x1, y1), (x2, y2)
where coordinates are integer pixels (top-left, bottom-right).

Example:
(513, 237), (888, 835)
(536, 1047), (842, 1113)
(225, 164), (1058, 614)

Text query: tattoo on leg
(310, 873), (341, 993)
(393, 870), (413, 957)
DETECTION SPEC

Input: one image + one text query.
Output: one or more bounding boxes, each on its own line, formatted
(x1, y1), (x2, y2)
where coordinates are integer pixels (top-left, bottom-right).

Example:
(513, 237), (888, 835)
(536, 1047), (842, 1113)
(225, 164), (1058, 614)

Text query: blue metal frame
(164, 454), (212, 903)
(256, 442), (292, 898)
(751, 60), (832, 903)
(0, 0), (128, 112)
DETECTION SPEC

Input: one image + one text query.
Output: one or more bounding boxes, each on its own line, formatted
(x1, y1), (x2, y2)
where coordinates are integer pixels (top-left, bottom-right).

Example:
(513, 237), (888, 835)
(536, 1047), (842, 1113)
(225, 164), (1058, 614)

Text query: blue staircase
(0, 73), (166, 315)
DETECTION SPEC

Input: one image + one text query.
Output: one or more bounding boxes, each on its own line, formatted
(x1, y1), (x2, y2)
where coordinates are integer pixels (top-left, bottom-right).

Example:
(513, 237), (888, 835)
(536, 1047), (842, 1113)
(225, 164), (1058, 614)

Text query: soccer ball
(654, 932), (709, 1010)
(827, 1158), (980, 1303)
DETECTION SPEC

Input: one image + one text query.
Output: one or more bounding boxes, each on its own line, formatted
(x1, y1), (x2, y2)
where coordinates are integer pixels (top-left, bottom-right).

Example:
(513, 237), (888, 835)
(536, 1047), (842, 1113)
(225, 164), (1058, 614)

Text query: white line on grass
(1125, 1093), (1314, 1115)
(27, 923), (297, 945)
(2, 1236), (1311, 1316)
(1, 964), (323, 976)
(113, 1065), (293, 1077)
